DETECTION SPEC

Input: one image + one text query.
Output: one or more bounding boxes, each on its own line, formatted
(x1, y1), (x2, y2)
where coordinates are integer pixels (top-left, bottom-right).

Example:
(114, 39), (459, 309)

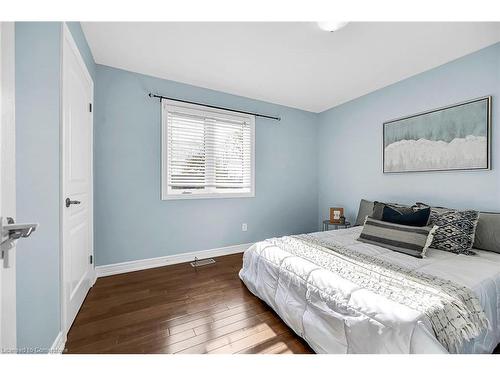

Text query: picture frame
(383, 96), (492, 173)
(330, 207), (344, 224)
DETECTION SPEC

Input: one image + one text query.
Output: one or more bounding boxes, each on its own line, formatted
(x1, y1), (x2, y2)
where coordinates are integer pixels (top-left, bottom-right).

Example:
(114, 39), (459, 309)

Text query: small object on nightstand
(330, 207), (344, 224)
(322, 219), (351, 231)
(339, 216), (346, 225)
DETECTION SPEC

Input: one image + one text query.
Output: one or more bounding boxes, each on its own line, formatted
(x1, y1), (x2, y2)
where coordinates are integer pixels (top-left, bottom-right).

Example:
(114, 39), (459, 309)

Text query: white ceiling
(82, 22), (500, 113)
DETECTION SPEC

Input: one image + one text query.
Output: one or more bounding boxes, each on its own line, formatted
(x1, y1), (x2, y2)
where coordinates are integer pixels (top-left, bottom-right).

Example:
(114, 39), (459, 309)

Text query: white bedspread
(239, 227), (500, 354)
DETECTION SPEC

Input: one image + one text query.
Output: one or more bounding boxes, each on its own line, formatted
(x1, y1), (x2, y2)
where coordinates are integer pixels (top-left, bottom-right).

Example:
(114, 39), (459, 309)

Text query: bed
(239, 226), (500, 354)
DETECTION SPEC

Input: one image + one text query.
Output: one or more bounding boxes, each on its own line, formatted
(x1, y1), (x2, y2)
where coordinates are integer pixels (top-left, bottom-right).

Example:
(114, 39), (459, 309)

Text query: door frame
(0, 21), (17, 352)
(59, 23), (95, 341)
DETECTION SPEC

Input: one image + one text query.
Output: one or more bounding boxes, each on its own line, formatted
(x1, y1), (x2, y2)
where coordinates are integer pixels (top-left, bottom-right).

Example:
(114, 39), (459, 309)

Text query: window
(162, 100), (255, 200)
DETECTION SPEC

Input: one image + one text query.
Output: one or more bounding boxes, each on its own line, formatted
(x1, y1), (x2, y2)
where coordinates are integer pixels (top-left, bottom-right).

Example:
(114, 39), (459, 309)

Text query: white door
(61, 24), (94, 334)
(0, 22), (16, 352)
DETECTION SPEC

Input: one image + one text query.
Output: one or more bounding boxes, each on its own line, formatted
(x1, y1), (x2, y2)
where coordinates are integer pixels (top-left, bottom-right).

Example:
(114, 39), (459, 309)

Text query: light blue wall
(94, 65), (319, 265)
(318, 42), (500, 224)
(15, 22), (96, 351)
(16, 21), (61, 353)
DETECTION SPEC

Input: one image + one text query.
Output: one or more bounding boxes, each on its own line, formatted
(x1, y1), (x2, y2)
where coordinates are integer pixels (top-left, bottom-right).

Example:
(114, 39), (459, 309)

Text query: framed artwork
(330, 207), (344, 224)
(383, 96), (491, 173)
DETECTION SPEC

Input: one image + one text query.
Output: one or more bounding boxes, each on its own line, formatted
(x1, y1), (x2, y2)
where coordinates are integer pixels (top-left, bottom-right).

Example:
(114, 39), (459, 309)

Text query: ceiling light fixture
(317, 22), (349, 32)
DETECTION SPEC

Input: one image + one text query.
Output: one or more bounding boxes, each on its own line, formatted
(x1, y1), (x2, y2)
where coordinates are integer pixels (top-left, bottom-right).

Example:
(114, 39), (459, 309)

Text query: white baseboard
(95, 242), (253, 278)
(49, 331), (66, 354)
(90, 268), (97, 286)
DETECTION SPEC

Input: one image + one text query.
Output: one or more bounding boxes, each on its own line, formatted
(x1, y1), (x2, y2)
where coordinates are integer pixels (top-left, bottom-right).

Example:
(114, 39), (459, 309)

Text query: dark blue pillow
(382, 205), (430, 227)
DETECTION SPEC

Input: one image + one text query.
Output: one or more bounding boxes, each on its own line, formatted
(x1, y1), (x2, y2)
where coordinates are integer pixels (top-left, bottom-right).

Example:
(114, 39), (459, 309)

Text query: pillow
(355, 199), (375, 226)
(474, 212), (500, 254)
(415, 203), (480, 255)
(358, 217), (437, 258)
(382, 205), (431, 227)
(372, 201), (413, 220)
(356, 200), (416, 225)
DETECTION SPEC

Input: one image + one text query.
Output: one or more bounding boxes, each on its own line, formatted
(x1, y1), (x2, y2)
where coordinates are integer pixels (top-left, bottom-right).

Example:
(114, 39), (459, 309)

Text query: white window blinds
(162, 100), (255, 199)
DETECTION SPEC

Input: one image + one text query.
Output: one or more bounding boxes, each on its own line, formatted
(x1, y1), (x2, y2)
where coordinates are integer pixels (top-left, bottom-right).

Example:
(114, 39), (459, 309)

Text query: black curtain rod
(148, 93), (281, 121)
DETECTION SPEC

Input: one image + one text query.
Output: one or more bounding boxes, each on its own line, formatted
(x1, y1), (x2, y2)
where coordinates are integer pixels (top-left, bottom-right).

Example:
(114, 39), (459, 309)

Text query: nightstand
(322, 220), (351, 231)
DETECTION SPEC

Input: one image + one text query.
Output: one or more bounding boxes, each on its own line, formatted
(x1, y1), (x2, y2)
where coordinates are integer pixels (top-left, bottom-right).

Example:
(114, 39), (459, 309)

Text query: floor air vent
(190, 257), (216, 267)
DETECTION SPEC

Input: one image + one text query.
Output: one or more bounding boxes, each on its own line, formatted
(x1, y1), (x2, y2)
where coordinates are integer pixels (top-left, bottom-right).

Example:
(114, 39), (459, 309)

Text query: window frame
(161, 99), (255, 200)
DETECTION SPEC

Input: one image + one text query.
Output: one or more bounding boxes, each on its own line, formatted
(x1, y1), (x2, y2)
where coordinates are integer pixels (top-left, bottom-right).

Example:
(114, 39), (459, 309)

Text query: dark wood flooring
(64, 252), (500, 354)
(64, 253), (313, 354)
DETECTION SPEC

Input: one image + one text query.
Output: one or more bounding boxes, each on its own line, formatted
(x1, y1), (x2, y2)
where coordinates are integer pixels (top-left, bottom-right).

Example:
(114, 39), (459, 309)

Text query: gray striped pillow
(358, 217), (438, 258)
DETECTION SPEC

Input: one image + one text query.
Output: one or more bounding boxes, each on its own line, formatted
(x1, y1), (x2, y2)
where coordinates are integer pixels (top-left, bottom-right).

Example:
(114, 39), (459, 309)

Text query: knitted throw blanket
(267, 234), (489, 353)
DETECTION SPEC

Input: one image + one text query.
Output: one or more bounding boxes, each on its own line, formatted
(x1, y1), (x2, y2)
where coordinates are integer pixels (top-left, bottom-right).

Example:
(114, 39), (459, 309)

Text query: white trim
(90, 268), (97, 287)
(60, 22), (94, 338)
(0, 21), (17, 351)
(96, 242), (253, 278)
(162, 191), (255, 200)
(49, 331), (66, 354)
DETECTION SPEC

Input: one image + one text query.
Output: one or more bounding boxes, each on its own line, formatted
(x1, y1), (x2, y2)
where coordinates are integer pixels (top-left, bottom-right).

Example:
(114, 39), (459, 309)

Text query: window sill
(161, 192), (255, 200)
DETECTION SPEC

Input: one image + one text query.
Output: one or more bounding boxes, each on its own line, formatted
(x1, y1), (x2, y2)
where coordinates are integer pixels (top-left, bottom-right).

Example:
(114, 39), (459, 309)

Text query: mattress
(239, 226), (500, 354)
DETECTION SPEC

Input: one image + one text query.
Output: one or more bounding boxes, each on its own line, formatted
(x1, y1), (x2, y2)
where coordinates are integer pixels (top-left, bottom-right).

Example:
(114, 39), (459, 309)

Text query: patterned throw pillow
(427, 208), (480, 255)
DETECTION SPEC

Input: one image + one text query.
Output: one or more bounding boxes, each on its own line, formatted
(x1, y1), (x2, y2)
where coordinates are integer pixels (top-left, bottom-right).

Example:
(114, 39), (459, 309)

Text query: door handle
(1, 217), (38, 268)
(1, 217), (38, 242)
(65, 198), (81, 208)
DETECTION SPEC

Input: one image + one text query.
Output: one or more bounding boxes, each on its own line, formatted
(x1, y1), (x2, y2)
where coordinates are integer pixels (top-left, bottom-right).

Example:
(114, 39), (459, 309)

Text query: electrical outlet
(242, 223), (248, 232)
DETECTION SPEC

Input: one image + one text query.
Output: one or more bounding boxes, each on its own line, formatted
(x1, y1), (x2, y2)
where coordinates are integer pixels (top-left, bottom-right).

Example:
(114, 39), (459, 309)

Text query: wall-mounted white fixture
(317, 22), (349, 32)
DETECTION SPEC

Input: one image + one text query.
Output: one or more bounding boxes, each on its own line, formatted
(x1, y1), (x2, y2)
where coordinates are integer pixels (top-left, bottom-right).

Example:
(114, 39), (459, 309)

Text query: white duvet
(239, 227), (500, 354)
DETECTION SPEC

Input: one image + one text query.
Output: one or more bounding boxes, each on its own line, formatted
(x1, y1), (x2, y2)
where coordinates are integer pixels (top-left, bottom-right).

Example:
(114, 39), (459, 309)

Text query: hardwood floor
(64, 253), (313, 354)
